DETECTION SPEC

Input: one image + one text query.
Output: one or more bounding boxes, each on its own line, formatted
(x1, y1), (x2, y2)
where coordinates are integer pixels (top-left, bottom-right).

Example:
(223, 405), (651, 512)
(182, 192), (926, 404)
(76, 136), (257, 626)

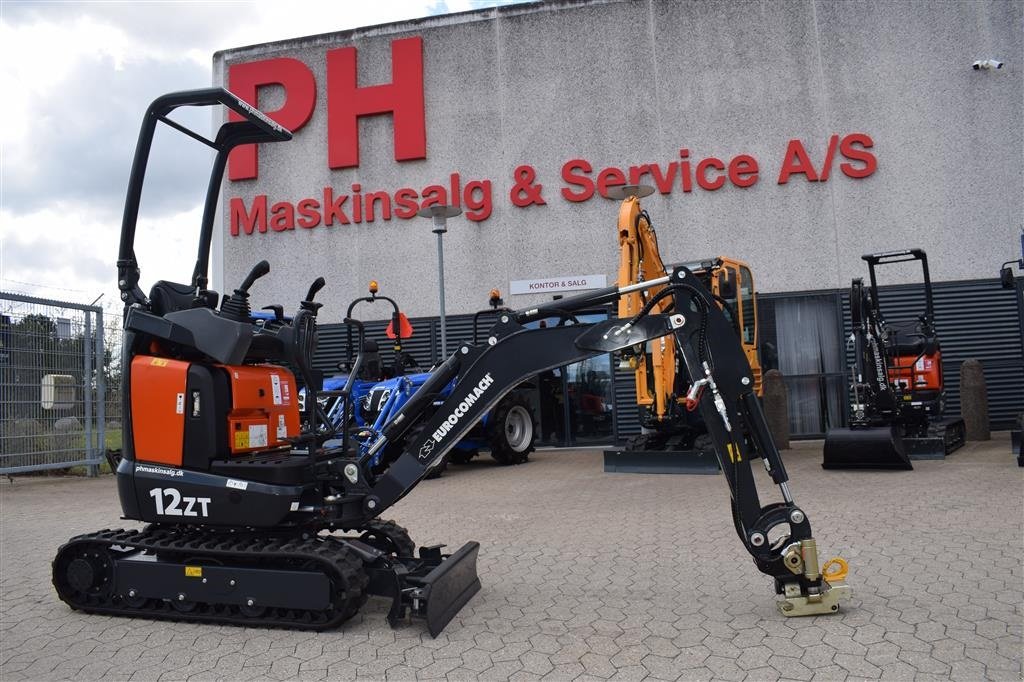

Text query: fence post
(84, 311), (96, 477)
(96, 309), (106, 473)
(959, 359), (990, 441)
(762, 369), (790, 450)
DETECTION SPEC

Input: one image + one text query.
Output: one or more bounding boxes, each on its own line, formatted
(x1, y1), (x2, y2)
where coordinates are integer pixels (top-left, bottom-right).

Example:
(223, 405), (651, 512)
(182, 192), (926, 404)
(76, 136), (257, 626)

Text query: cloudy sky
(0, 0), (518, 311)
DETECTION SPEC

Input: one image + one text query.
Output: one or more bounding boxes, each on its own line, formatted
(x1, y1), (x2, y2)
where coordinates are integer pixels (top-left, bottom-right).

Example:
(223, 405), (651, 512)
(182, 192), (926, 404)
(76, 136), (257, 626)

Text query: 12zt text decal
(148, 488), (211, 517)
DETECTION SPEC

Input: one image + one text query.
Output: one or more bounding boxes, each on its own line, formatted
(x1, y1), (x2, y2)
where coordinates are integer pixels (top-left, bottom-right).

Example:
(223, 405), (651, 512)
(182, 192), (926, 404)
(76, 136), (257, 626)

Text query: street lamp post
(417, 204), (462, 360)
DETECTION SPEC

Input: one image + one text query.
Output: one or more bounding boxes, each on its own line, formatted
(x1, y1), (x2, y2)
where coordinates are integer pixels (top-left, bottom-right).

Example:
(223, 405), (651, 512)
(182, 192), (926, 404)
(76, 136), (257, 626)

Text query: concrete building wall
(214, 0), (1022, 320)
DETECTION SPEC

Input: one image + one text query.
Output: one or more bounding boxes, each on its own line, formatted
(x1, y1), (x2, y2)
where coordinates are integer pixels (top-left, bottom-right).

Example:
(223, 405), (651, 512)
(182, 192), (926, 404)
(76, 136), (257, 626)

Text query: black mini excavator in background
(52, 88), (851, 635)
(823, 249), (966, 470)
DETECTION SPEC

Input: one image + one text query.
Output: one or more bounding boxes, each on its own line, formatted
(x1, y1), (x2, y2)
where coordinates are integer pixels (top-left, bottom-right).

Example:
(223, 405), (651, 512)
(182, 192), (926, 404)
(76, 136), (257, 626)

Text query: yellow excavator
(604, 185), (763, 473)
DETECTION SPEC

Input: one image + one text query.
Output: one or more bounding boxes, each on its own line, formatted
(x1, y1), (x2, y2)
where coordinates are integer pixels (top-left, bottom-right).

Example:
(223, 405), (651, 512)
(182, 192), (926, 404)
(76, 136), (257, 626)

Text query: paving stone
(703, 654), (746, 681)
(896, 649), (952, 676)
(766, 654), (813, 681)
(809, 664), (848, 680)
(735, 645), (772, 671)
(1, 441), (1020, 681)
(741, 666), (780, 680)
(579, 652), (617, 678)
(606, 664), (648, 681)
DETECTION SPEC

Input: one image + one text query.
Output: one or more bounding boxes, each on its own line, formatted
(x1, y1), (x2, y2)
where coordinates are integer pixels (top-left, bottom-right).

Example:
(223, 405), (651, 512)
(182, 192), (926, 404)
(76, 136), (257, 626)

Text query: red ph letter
(227, 58), (316, 181)
(326, 37), (426, 169)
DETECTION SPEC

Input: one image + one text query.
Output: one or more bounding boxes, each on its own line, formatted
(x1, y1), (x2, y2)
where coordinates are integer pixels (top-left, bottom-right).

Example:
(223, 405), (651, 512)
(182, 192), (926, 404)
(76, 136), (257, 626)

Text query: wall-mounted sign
(225, 36), (877, 237)
(510, 275), (608, 295)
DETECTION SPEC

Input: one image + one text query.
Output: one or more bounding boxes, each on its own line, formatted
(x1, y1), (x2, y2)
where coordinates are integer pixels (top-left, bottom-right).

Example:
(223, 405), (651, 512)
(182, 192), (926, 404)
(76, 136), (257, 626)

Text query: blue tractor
(310, 284), (537, 477)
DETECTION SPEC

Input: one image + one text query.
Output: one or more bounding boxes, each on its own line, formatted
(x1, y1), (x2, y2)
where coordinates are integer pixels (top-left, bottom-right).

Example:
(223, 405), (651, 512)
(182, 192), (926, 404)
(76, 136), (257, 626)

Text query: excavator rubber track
(52, 527), (369, 631)
(903, 418), (966, 460)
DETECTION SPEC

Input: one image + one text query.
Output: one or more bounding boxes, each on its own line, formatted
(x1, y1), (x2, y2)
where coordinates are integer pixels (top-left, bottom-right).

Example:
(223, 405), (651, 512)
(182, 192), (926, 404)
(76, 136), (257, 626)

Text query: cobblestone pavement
(2, 437), (1021, 681)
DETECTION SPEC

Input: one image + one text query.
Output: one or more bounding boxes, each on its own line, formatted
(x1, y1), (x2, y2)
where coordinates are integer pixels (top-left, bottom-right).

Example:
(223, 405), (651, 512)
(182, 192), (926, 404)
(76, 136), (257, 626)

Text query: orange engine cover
(222, 365), (300, 455)
(131, 356), (189, 466)
(888, 350), (943, 392)
(131, 355), (301, 466)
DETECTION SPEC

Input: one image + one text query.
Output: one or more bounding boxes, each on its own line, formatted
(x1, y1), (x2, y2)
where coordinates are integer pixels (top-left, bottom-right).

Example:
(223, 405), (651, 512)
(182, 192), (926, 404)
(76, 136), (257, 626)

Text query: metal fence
(0, 292), (121, 475)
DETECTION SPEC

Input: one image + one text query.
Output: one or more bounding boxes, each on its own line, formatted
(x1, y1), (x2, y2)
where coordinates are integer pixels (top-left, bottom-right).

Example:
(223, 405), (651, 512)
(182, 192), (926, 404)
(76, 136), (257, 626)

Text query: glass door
(565, 354), (615, 444)
(763, 294), (846, 437)
(528, 309), (615, 446)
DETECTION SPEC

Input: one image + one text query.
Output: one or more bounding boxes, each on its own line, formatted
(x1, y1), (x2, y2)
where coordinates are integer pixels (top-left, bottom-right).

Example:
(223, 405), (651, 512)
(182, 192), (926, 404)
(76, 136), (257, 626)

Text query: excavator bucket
(822, 425), (913, 470)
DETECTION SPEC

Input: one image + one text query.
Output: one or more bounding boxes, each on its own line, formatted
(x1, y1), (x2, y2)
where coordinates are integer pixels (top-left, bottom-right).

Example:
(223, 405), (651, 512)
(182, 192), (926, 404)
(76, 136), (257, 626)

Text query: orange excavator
(604, 186), (763, 474)
(823, 249), (965, 468)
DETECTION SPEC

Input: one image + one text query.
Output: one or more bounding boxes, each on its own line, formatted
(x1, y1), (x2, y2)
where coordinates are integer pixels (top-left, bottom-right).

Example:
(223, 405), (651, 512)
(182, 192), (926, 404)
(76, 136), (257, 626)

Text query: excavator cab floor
(823, 426), (913, 470)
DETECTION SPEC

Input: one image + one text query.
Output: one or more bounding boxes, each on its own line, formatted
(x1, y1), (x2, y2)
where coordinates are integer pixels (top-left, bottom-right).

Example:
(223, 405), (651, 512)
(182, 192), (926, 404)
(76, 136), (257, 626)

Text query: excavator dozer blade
(905, 418), (966, 460)
(822, 426), (913, 470)
(421, 541), (482, 637)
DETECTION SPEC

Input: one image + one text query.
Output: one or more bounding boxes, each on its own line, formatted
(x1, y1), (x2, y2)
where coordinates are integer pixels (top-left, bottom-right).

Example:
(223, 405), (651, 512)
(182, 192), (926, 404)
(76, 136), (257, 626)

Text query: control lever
(239, 260), (271, 293)
(221, 260), (271, 322)
(261, 305), (284, 322)
(301, 277), (326, 314)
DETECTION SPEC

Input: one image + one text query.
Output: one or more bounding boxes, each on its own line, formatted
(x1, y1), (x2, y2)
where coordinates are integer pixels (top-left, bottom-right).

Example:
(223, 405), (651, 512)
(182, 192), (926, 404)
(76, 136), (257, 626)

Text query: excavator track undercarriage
(53, 521), (479, 635)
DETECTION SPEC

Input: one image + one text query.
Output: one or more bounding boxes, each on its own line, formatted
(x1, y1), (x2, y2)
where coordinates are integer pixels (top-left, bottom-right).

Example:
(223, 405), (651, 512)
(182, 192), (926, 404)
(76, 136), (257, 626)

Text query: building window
(740, 266), (756, 346)
(761, 293), (846, 438)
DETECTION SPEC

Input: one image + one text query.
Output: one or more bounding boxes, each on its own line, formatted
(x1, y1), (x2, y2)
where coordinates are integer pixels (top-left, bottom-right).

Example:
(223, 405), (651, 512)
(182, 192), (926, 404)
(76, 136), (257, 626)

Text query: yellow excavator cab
(682, 256), (762, 395)
(616, 196), (762, 436)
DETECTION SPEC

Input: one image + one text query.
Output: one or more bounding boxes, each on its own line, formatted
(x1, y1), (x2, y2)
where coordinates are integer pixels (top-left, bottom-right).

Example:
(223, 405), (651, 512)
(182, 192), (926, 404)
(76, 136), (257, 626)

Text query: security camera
(972, 59), (1004, 70)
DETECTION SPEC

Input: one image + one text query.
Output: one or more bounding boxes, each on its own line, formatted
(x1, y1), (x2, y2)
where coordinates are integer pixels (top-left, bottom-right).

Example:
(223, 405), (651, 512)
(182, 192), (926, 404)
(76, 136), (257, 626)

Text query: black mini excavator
(823, 249), (966, 469)
(52, 89), (850, 635)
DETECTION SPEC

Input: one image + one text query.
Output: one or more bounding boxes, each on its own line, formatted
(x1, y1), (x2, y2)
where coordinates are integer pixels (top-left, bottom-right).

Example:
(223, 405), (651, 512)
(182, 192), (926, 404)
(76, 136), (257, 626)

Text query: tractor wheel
(448, 449), (477, 465)
(424, 455), (448, 479)
(489, 394), (537, 465)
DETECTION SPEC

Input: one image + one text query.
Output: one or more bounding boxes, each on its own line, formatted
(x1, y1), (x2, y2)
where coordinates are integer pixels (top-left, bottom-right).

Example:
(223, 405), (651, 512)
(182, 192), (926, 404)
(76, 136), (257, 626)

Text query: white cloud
(0, 0), (521, 303)
(1, 203), (203, 307)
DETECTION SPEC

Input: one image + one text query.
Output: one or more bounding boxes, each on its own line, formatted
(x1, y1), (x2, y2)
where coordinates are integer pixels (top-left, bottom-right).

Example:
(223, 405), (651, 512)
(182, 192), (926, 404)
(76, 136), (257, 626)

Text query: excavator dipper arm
(664, 269), (851, 614)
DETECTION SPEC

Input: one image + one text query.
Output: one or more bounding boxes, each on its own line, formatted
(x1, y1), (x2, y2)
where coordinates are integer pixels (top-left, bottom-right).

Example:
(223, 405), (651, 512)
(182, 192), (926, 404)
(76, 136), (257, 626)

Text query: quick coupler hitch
(776, 538), (851, 617)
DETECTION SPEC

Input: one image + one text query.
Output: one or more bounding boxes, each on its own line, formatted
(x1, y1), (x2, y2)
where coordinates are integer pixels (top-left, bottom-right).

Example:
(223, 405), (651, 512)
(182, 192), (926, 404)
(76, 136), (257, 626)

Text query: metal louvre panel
(613, 366), (641, 438)
(315, 278), (1022, 436)
(841, 277), (1022, 429)
(315, 312), (491, 378)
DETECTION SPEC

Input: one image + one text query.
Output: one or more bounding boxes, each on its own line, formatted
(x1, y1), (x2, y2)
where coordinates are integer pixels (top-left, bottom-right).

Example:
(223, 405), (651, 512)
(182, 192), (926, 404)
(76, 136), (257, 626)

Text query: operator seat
(149, 281), (218, 316)
(397, 351), (421, 373)
(884, 319), (937, 357)
(359, 340), (383, 381)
